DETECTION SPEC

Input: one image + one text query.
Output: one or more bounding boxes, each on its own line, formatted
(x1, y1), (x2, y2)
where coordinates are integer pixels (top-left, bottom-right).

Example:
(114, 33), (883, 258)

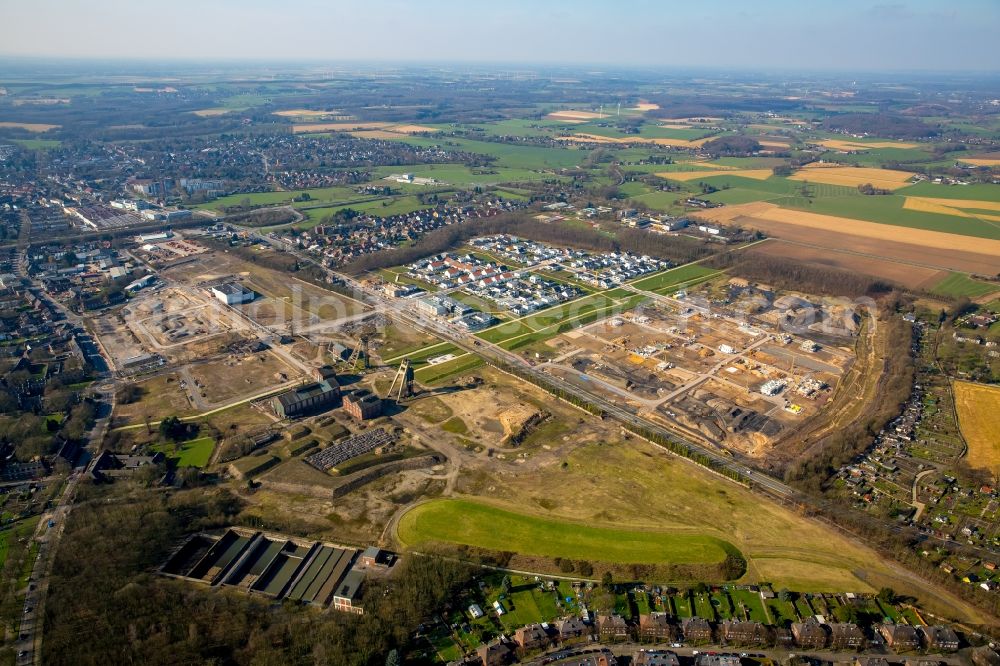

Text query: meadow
(395, 135), (586, 170)
(929, 273), (1000, 299)
(435, 436), (991, 621)
(397, 498), (741, 566)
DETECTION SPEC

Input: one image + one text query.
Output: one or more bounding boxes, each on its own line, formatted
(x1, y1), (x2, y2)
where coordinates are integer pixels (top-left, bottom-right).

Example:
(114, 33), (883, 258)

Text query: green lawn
(476, 319), (537, 343)
(495, 581), (561, 629)
(630, 264), (720, 292)
(694, 592), (716, 620)
(930, 273), (1000, 299)
(673, 592), (694, 618)
(151, 436), (215, 468)
(397, 498), (741, 566)
(729, 589), (770, 623)
(403, 343), (461, 367)
(414, 354), (485, 385)
(767, 598), (799, 625)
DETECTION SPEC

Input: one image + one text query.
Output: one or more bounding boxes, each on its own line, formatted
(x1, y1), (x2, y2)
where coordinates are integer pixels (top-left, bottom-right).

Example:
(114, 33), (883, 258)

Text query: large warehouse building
(211, 282), (256, 305)
(272, 379), (341, 418)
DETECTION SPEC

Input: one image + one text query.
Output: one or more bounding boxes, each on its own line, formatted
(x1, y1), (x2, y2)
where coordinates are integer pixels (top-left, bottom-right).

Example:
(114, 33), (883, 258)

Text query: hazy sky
(2, 0), (998, 71)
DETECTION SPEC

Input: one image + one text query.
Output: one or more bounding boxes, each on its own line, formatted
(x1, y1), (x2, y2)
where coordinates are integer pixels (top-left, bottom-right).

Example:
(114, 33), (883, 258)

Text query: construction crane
(387, 358), (414, 401)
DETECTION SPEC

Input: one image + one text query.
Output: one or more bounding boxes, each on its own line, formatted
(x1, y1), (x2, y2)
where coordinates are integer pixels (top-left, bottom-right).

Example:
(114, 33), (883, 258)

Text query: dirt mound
(499, 404), (549, 446)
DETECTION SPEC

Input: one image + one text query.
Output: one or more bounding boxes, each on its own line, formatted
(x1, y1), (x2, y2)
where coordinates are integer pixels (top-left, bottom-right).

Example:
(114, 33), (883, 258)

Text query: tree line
(705, 250), (895, 298)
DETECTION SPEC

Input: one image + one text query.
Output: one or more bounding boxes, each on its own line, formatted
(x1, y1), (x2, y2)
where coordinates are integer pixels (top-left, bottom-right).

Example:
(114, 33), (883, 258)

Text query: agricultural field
(0, 121), (60, 132)
(695, 202), (1000, 275)
(745, 240), (948, 291)
(954, 381), (1000, 472)
(930, 273), (1000, 299)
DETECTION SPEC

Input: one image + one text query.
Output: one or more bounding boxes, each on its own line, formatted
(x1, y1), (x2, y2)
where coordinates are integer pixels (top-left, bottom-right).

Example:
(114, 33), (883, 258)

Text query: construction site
(100, 246), (376, 427)
(535, 287), (856, 458)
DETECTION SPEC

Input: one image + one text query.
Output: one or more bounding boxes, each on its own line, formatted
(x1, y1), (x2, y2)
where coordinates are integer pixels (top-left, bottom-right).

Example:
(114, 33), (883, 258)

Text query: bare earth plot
(696, 202), (1000, 274)
(745, 240), (949, 291)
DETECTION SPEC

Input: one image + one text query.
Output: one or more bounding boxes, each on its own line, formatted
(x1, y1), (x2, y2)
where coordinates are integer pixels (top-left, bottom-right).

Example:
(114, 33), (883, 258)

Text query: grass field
(151, 436), (215, 468)
(428, 429), (992, 622)
(12, 138), (61, 149)
(194, 185), (360, 211)
(395, 135), (586, 170)
(299, 195), (437, 227)
(371, 163), (554, 185)
(930, 273), (1000, 299)
(899, 182), (1000, 203)
(398, 498), (741, 566)
(953, 381), (1000, 472)
(630, 264), (720, 292)
(414, 353), (485, 384)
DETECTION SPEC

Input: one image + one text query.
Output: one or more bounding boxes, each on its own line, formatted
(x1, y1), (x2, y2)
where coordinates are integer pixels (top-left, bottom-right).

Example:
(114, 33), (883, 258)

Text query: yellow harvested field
(390, 124), (439, 134)
(817, 139), (919, 151)
(558, 133), (710, 149)
(658, 169), (774, 181)
(0, 121), (60, 132)
(788, 164), (914, 190)
(190, 108), (230, 117)
(695, 201), (1000, 259)
(350, 130), (405, 139)
(905, 197), (1000, 213)
(663, 117), (723, 123)
(631, 102), (659, 111)
(292, 121), (438, 135)
(272, 109), (342, 117)
(759, 140), (791, 148)
(658, 123), (694, 129)
(903, 198), (971, 217)
(954, 381), (1000, 472)
(546, 110), (605, 121)
(292, 121), (391, 133)
(959, 158), (1000, 167)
